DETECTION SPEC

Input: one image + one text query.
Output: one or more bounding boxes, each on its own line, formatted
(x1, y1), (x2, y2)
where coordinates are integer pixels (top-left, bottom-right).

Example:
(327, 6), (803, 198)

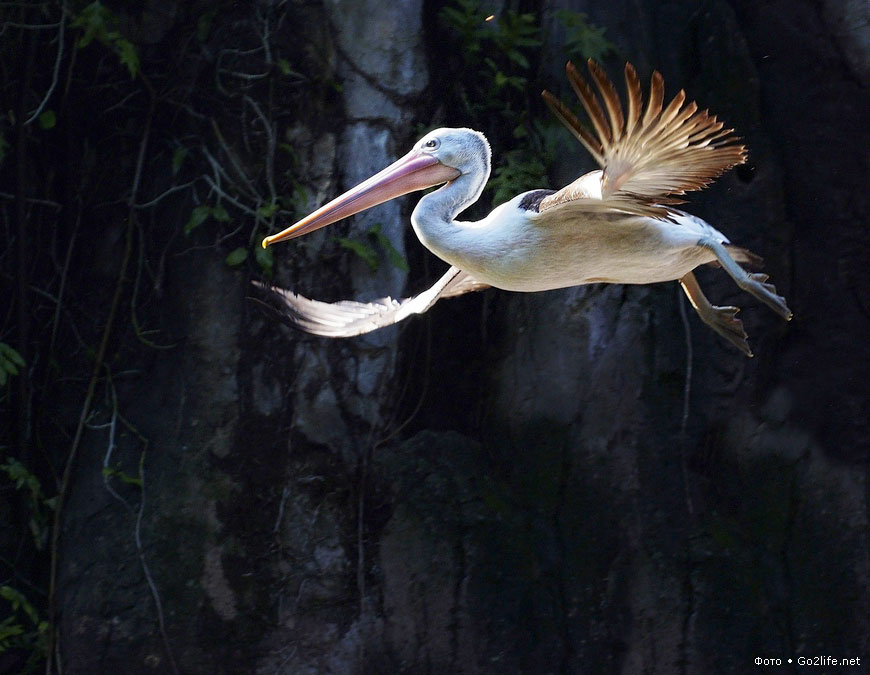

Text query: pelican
(256, 60), (791, 356)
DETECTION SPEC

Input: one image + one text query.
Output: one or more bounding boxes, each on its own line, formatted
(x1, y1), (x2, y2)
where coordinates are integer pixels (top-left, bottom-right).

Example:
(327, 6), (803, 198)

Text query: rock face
(53, 0), (869, 673)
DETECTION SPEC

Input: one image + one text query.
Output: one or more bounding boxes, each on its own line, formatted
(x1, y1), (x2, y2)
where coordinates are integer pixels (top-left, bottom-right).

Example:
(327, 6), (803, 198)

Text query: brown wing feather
(541, 90), (603, 165)
(623, 63), (643, 136)
(538, 59), (747, 219)
(642, 70), (665, 126)
(588, 60), (624, 141)
(566, 61), (612, 144)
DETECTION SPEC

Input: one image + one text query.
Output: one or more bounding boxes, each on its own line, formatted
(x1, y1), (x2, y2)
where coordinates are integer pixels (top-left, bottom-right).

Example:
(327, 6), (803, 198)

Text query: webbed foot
(705, 304), (753, 357)
(680, 271), (754, 357)
(742, 272), (793, 321)
(698, 238), (793, 322)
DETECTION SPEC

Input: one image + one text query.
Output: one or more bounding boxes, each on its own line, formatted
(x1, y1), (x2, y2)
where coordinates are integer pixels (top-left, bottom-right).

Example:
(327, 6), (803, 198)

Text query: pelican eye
(423, 138), (439, 150)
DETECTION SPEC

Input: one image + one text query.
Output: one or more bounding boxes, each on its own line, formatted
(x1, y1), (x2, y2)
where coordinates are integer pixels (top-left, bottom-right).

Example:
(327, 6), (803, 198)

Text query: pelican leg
(679, 271), (753, 357)
(697, 238), (793, 321)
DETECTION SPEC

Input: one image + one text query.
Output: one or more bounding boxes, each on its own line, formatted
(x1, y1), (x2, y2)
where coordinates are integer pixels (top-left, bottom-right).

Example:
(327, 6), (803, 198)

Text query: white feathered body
(412, 187), (727, 293)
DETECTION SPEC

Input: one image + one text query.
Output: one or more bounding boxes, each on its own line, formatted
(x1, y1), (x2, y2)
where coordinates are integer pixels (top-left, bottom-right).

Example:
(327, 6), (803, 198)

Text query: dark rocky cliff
(2, 0), (868, 673)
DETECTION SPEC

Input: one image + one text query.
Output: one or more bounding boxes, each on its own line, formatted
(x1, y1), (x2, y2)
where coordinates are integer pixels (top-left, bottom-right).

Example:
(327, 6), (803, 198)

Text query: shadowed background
(1, 0), (868, 672)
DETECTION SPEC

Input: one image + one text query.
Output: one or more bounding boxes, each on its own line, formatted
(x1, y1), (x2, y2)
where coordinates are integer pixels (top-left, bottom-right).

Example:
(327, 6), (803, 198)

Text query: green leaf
(0, 586), (39, 625)
(102, 465), (143, 487)
(0, 585), (19, 608)
(211, 203), (230, 222)
(0, 132), (9, 166)
(254, 244), (273, 278)
(369, 224), (409, 273)
(277, 58), (292, 76)
(439, 7), (466, 27)
(225, 247), (248, 267)
(184, 205), (211, 235)
(0, 618), (24, 642)
(29, 518), (46, 551)
(171, 147), (188, 175)
(257, 202), (279, 219)
(116, 39), (139, 78)
(336, 237), (379, 271)
(196, 9), (216, 42)
(2, 345), (24, 383)
(488, 148), (548, 206)
(72, 2), (108, 49)
(72, 2), (141, 78)
(38, 110), (56, 130)
(1, 457), (40, 496)
(0, 355), (18, 377)
(506, 49), (529, 69)
(0, 342), (24, 368)
(556, 9), (615, 63)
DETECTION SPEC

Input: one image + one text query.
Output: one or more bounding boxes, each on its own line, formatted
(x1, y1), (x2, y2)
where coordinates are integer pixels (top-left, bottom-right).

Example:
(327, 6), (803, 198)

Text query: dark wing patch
(518, 189), (556, 212)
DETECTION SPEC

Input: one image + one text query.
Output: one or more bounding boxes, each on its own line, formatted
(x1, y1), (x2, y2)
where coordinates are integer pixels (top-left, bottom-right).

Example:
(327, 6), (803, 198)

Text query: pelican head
(416, 127), (491, 181)
(262, 127), (489, 247)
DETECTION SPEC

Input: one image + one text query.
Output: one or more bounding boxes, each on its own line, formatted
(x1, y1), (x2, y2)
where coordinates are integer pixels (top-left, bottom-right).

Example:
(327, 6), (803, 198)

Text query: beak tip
(261, 238), (271, 249)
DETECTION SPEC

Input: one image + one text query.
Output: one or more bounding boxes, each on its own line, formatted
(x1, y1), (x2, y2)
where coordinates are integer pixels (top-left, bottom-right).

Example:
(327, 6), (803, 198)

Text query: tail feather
(713, 245), (763, 269)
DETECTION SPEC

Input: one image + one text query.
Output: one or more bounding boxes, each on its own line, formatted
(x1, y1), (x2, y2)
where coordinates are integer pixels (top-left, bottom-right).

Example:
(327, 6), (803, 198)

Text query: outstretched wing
(539, 59), (746, 219)
(251, 266), (489, 338)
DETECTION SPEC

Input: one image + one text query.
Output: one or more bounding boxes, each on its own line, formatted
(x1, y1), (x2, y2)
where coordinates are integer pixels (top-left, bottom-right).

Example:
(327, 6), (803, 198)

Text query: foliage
(370, 223), (410, 273)
(37, 110), (56, 130)
(0, 585), (48, 671)
(335, 223), (409, 274)
(0, 1), (325, 668)
(439, 1), (541, 127)
(0, 342), (25, 386)
(254, 243), (274, 278)
(489, 148), (548, 206)
(555, 9), (616, 64)
(101, 464), (142, 488)
(438, 0), (613, 205)
(71, 2), (140, 78)
(1, 458), (56, 551)
(225, 246), (249, 267)
(185, 203), (230, 235)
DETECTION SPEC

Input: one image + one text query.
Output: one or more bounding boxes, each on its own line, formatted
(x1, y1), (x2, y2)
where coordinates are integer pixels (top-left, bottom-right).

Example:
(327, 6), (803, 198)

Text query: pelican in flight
(257, 60), (791, 356)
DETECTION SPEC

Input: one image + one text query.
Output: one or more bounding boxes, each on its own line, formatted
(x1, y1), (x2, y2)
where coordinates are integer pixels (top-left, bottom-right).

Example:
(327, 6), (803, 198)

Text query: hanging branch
(14, 9), (38, 468)
(44, 82), (156, 675)
(24, 0), (67, 127)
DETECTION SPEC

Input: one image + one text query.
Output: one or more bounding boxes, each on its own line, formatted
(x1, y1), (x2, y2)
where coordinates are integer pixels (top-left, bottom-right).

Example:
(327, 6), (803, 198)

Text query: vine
(0, 1), (326, 671)
(1, 0), (615, 670)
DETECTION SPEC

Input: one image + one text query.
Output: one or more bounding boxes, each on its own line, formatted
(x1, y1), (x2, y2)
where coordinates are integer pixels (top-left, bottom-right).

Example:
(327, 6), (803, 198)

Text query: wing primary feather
(566, 61), (612, 145)
(650, 89), (687, 134)
(542, 60), (748, 217)
(587, 59), (625, 141)
(623, 62), (643, 136)
(541, 90), (604, 164)
(656, 100), (698, 142)
(642, 70), (664, 126)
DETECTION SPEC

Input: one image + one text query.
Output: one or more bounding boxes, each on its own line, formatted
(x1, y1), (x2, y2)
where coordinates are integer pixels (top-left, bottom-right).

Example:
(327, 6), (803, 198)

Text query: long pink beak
(262, 150), (461, 248)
